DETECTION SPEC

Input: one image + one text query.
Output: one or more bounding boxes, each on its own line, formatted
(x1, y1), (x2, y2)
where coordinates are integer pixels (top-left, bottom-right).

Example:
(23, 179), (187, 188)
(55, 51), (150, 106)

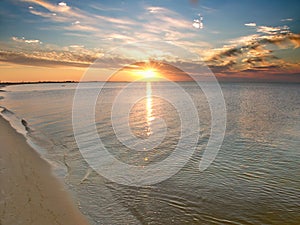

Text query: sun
(125, 64), (162, 81)
(140, 69), (157, 79)
(143, 69), (156, 78)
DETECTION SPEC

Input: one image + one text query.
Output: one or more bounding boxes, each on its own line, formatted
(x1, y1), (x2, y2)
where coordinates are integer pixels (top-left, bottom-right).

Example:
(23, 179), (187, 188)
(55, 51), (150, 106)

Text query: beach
(0, 116), (89, 225)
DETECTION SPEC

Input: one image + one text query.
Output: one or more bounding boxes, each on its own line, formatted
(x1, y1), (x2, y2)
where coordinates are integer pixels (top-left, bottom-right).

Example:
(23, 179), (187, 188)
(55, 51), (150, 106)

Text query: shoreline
(0, 116), (89, 225)
(1, 80), (300, 85)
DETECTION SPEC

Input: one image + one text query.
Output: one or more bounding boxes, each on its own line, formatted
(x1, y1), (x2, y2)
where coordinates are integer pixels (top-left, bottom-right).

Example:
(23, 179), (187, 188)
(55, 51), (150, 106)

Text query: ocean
(0, 82), (299, 224)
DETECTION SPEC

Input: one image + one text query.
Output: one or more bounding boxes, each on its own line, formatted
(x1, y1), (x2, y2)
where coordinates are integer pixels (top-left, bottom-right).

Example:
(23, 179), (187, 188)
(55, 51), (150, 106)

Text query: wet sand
(0, 116), (89, 225)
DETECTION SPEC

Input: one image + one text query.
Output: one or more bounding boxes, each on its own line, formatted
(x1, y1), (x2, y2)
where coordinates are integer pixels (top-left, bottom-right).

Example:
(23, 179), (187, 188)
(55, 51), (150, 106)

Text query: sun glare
(140, 69), (157, 79)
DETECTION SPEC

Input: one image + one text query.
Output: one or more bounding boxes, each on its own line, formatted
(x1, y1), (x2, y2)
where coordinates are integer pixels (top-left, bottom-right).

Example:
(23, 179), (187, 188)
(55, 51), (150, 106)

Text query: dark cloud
(242, 54), (278, 65)
(211, 48), (242, 61)
(208, 61), (236, 73)
(210, 33), (300, 61)
(259, 33), (300, 47)
(206, 32), (300, 74)
(241, 65), (281, 72)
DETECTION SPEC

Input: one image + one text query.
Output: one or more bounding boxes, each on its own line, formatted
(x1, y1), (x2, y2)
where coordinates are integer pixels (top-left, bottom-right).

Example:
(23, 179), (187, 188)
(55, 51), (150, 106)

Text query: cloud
(24, 0), (73, 13)
(245, 23), (256, 27)
(192, 21), (203, 29)
(228, 34), (260, 45)
(109, 34), (135, 42)
(24, 0), (133, 25)
(23, 0), (136, 37)
(6, 30), (299, 79)
(89, 4), (124, 12)
(0, 45), (136, 70)
(209, 61), (236, 73)
(158, 15), (192, 29)
(241, 65), (281, 72)
(132, 5), (199, 44)
(260, 33), (300, 48)
(26, 1), (83, 24)
(206, 31), (300, 75)
(215, 33), (300, 59)
(65, 24), (99, 32)
(1, 39), (104, 68)
(23, 0), (88, 27)
(0, 50), (91, 68)
(281, 18), (293, 22)
(28, 9), (59, 19)
(21, 1), (199, 47)
(211, 58), (300, 82)
(22, 0), (72, 13)
(69, 45), (84, 48)
(257, 25), (290, 34)
(72, 20), (80, 25)
(95, 15), (135, 26)
(58, 2), (67, 7)
(289, 34), (300, 48)
(147, 6), (175, 15)
(12, 36), (42, 44)
(145, 6), (192, 29)
(193, 15), (203, 29)
(200, 5), (217, 13)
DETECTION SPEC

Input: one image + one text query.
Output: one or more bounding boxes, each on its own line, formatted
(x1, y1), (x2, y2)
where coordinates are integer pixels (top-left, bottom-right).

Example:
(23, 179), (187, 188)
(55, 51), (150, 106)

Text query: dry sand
(0, 116), (90, 225)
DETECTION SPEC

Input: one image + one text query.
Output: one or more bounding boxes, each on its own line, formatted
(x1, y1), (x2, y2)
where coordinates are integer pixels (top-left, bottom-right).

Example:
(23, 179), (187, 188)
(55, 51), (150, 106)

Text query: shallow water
(0, 82), (299, 224)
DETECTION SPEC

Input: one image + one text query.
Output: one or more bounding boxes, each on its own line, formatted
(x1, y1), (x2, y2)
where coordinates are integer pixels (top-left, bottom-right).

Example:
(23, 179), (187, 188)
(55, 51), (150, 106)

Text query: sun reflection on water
(146, 82), (154, 136)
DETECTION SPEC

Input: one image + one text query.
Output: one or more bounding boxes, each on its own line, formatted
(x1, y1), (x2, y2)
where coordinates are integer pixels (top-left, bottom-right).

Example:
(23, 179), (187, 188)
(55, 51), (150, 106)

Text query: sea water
(0, 82), (299, 224)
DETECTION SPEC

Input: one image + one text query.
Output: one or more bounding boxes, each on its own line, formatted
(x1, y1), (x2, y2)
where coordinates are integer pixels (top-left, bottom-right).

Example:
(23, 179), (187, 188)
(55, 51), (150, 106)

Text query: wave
(0, 105), (68, 179)
(0, 106), (15, 116)
(0, 105), (33, 134)
(0, 86), (5, 100)
(21, 119), (31, 132)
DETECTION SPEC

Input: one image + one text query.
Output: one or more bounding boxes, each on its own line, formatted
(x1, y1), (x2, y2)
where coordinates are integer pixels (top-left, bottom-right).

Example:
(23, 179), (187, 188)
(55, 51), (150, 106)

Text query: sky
(0, 0), (300, 82)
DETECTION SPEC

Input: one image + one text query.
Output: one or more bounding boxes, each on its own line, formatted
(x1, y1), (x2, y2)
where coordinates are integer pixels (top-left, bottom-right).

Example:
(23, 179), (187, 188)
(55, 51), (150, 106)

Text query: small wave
(63, 153), (72, 177)
(0, 106), (33, 133)
(79, 168), (93, 184)
(21, 119), (31, 132)
(0, 106), (14, 116)
(0, 106), (68, 179)
(0, 96), (4, 100)
(0, 106), (29, 136)
(0, 90), (6, 92)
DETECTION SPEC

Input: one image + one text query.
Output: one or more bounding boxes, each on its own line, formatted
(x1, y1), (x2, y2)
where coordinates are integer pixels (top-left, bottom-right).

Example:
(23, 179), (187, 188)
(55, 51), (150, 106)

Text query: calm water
(0, 82), (299, 224)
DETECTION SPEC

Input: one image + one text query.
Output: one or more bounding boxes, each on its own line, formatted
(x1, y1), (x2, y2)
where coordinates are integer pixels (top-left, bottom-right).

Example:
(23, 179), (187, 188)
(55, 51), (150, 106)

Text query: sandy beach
(0, 116), (89, 225)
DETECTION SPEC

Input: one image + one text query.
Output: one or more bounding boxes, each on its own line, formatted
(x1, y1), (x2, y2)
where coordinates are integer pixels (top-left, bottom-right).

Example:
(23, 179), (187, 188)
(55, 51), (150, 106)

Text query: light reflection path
(146, 82), (154, 136)
(111, 81), (167, 151)
(73, 75), (209, 186)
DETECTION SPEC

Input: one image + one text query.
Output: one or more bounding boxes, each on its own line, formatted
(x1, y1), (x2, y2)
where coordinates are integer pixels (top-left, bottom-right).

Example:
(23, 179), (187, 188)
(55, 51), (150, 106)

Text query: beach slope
(0, 117), (89, 225)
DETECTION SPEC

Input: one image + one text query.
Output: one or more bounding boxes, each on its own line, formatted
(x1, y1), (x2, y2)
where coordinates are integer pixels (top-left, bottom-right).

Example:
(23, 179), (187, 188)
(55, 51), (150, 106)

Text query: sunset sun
(137, 68), (158, 80)
(143, 69), (156, 78)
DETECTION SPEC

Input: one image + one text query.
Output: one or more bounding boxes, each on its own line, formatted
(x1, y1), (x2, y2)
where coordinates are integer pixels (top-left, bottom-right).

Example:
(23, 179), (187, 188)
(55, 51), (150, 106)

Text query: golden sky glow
(106, 61), (194, 82)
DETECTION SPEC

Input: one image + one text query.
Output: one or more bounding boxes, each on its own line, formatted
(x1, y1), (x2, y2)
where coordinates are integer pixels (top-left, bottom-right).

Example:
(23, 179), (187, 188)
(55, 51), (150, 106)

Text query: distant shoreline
(1, 80), (300, 85)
